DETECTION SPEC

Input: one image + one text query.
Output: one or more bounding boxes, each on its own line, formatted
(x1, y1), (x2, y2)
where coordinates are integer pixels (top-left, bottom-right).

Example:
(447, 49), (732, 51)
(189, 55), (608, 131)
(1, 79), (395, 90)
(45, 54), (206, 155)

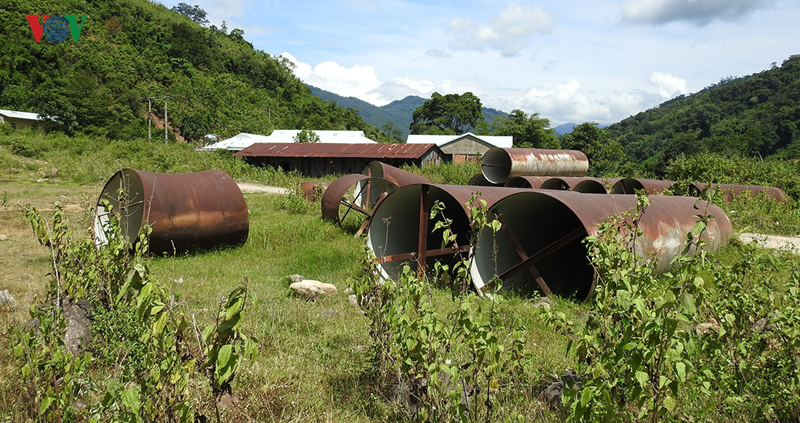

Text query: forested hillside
(0, 0), (393, 142)
(608, 55), (800, 170)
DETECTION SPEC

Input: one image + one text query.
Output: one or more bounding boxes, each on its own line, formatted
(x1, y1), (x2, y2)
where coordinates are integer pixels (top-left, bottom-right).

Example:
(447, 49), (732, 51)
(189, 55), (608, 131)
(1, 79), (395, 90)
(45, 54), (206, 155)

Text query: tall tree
(490, 109), (559, 148)
(410, 92), (484, 135)
(171, 3), (209, 26)
(561, 122), (624, 177)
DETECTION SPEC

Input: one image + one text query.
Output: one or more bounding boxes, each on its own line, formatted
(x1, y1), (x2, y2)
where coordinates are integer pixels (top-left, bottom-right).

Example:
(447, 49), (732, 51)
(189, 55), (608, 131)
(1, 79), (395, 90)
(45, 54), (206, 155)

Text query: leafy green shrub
(667, 153), (800, 200)
(408, 161), (482, 185)
(351, 197), (530, 421)
(13, 202), (257, 421)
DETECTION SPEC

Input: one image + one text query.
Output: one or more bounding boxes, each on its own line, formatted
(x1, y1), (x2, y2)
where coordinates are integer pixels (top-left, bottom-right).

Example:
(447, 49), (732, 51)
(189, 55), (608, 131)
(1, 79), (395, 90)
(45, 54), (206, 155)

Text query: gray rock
(287, 274), (305, 283)
(531, 301), (551, 311)
(755, 317), (768, 332)
(343, 287), (354, 295)
(318, 310), (344, 318)
(0, 289), (17, 311)
(0, 235), (8, 241)
(63, 298), (93, 354)
(543, 370), (581, 404)
(348, 294), (359, 307)
(543, 381), (563, 403)
(695, 322), (720, 337)
(290, 280), (337, 300)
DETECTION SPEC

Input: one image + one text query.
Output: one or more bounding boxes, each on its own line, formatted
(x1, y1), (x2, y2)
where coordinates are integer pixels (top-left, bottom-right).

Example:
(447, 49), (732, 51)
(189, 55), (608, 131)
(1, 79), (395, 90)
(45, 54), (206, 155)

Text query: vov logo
(26, 15), (88, 43)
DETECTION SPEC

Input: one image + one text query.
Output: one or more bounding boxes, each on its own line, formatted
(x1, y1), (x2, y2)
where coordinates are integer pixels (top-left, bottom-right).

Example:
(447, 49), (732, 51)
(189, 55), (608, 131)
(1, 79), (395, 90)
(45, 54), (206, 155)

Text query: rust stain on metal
(481, 148), (589, 184)
(300, 181), (329, 202)
(321, 174), (397, 227)
(364, 161), (430, 187)
(366, 184), (528, 280)
(504, 176), (552, 189)
(610, 178), (675, 195)
(470, 191), (732, 300)
(94, 169), (249, 254)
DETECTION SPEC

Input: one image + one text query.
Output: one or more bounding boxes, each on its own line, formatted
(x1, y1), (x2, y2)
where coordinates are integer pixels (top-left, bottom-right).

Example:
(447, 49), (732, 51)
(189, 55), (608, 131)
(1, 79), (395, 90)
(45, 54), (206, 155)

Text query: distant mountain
(308, 86), (508, 140)
(554, 122), (577, 136)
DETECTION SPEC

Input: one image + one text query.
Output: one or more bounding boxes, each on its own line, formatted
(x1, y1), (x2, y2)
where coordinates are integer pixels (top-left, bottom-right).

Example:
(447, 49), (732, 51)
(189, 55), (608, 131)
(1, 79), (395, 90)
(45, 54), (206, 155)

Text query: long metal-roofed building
(199, 130), (377, 152)
(406, 132), (513, 163)
(0, 109), (42, 130)
(233, 142), (444, 177)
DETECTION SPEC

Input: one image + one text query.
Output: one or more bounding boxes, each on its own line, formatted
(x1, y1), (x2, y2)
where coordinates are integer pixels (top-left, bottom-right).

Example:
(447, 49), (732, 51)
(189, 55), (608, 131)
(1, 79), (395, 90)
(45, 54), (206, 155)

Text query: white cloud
(281, 53), (385, 103)
(649, 71), (689, 98)
(621, 0), (775, 26)
(449, 3), (554, 57)
(509, 79), (649, 124)
(280, 53), (439, 106)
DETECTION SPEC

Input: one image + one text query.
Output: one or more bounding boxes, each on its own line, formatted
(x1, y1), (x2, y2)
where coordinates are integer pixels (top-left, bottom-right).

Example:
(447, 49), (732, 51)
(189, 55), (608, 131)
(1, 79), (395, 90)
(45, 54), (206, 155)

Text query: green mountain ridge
(0, 0), (394, 142)
(608, 55), (800, 168)
(308, 85), (509, 139)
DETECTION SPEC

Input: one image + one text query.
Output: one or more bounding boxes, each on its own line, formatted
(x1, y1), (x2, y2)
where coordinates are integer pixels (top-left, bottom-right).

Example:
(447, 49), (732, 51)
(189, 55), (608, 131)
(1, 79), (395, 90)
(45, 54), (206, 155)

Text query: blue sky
(159, 0), (800, 126)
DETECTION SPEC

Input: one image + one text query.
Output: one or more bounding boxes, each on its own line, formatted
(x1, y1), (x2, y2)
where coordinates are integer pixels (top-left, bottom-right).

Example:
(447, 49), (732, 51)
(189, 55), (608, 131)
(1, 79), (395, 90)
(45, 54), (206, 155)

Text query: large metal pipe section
(321, 174), (397, 225)
(94, 169), (249, 254)
(366, 184), (527, 281)
(481, 148), (589, 184)
(468, 173), (502, 187)
(364, 161), (430, 187)
(504, 176), (553, 189)
(505, 176), (620, 193)
(573, 177), (622, 194)
(689, 183), (788, 203)
(611, 178), (675, 195)
(300, 181), (329, 202)
(470, 191), (732, 300)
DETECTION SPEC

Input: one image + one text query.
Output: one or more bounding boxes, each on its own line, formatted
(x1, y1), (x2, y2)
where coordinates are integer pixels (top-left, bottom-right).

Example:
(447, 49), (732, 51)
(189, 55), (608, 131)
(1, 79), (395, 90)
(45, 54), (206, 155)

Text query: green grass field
(2, 132), (800, 421)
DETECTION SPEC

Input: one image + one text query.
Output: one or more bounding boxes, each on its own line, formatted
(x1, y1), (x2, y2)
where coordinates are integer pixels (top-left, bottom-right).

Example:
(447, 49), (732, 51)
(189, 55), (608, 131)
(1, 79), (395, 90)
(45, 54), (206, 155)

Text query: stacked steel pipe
(470, 191), (733, 300)
(481, 148), (589, 184)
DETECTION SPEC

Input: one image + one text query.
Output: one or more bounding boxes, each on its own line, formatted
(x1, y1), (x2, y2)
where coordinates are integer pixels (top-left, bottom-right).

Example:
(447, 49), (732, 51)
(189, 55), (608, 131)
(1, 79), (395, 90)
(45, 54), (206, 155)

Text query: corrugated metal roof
(199, 130), (377, 152)
(406, 132), (513, 149)
(0, 109), (41, 121)
(233, 143), (440, 159)
(269, 130), (376, 144)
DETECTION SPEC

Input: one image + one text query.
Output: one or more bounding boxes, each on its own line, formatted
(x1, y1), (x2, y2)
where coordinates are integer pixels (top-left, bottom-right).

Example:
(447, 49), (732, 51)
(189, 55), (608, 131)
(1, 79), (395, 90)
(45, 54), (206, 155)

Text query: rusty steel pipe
(364, 161), (430, 187)
(689, 183), (789, 203)
(470, 191), (732, 300)
(504, 176), (552, 189)
(611, 178), (675, 195)
(366, 184), (528, 281)
(321, 174), (397, 227)
(94, 169), (249, 254)
(300, 181), (329, 202)
(469, 173), (502, 187)
(481, 148), (589, 184)
(505, 176), (620, 193)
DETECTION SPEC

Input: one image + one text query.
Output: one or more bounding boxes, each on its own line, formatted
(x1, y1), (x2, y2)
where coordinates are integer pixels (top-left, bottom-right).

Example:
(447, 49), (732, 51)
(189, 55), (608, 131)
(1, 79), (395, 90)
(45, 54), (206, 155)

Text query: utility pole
(147, 96), (170, 142)
(147, 98), (152, 142)
(164, 97), (168, 143)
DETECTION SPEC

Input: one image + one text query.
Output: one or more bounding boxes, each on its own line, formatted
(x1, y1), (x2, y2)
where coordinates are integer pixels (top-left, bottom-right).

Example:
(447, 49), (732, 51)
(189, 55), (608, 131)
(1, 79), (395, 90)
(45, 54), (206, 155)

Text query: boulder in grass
(290, 280), (337, 300)
(0, 289), (17, 311)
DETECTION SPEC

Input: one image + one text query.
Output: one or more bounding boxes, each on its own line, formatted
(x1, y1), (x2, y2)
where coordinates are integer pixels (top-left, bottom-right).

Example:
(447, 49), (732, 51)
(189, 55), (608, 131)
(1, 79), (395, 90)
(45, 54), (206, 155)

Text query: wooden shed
(233, 143), (444, 177)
